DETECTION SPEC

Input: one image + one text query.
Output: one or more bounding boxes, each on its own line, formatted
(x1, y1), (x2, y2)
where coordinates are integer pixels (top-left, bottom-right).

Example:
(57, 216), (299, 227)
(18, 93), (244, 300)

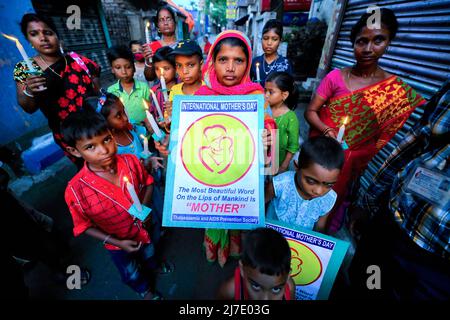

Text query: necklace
(39, 55), (67, 78)
(116, 132), (134, 149)
(262, 54), (278, 75)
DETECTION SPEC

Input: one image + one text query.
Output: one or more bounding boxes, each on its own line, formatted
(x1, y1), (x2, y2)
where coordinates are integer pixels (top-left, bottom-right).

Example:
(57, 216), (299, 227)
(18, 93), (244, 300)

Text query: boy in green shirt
(107, 45), (150, 125)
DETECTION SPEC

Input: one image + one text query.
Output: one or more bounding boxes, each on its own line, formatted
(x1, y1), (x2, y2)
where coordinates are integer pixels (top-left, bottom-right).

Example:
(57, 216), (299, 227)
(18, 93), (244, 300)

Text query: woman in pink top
(305, 9), (425, 234)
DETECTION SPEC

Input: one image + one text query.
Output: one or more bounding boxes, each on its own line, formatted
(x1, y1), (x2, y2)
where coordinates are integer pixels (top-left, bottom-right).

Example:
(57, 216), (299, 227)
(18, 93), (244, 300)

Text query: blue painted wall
(0, 0), (47, 145)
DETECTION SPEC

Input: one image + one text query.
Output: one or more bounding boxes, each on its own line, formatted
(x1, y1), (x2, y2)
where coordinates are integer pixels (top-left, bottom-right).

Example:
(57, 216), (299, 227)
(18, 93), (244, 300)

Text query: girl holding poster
(155, 30), (275, 267)
(195, 30), (272, 267)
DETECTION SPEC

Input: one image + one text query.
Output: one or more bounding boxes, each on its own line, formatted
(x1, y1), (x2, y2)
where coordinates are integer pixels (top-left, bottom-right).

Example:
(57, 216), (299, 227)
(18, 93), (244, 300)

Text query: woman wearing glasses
(143, 5), (179, 81)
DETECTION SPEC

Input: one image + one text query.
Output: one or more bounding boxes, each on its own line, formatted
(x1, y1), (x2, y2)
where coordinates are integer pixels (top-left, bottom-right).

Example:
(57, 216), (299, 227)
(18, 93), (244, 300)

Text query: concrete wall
(0, 0), (47, 146)
(309, 0), (336, 25)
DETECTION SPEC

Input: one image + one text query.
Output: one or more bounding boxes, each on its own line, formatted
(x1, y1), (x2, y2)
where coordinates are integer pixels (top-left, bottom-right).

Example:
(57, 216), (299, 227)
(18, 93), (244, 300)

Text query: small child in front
(265, 136), (344, 233)
(62, 109), (171, 300)
(217, 227), (295, 300)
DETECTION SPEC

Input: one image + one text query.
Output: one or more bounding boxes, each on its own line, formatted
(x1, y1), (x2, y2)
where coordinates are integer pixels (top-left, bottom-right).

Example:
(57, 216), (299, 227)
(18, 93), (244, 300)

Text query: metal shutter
(33, 0), (113, 85)
(331, 0), (450, 100)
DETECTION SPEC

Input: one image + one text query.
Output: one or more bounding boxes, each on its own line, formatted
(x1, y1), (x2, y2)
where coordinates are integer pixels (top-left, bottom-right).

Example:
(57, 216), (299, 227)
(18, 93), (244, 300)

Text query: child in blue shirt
(265, 136), (344, 233)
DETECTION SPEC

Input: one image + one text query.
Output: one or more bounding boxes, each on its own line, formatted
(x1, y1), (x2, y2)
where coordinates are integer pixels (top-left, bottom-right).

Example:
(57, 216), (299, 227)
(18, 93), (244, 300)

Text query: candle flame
(140, 134), (146, 140)
(1, 33), (20, 44)
(146, 21), (150, 28)
(149, 88), (154, 95)
(160, 67), (165, 77)
(142, 99), (149, 110)
(123, 176), (129, 183)
(343, 116), (349, 125)
(256, 62), (259, 67)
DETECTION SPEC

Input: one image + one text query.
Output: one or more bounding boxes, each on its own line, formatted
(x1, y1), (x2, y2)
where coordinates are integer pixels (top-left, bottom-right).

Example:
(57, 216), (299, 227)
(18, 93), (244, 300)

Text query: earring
(59, 45), (65, 54)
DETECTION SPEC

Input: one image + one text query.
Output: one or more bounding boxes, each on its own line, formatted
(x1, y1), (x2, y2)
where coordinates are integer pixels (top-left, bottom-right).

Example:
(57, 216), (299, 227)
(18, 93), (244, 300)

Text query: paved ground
(10, 102), (354, 300)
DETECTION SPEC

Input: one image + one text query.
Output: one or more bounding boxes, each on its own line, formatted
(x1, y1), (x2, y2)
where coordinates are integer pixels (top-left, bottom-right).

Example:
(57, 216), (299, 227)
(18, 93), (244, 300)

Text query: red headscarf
(196, 30), (263, 96)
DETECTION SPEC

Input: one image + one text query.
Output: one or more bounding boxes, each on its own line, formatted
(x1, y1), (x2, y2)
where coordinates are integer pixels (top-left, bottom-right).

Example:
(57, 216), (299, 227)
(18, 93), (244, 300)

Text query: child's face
(264, 81), (288, 106)
(67, 130), (117, 169)
(297, 163), (340, 200)
(175, 55), (203, 85)
(240, 263), (289, 300)
(111, 58), (134, 83)
(214, 44), (248, 87)
(262, 29), (281, 56)
(107, 102), (129, 131)
(155, 61), (176, 83)
(130, 43), (143, 54)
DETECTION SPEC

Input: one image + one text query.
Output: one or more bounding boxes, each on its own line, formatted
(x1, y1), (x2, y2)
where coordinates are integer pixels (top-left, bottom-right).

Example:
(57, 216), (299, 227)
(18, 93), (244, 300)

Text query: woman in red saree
(306, 8), (426, 234)
(196, 30), (267, 267)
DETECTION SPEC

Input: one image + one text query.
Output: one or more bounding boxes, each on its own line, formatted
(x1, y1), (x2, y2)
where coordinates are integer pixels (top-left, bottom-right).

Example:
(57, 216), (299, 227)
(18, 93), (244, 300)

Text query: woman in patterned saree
(306, 8), (426, 234)
(14, 13), (101, 167)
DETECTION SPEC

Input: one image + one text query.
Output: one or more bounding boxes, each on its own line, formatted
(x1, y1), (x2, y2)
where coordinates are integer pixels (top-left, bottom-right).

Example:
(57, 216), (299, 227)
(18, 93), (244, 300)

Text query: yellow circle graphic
(288, 239), (323, 286)
(181, 114), (255, 187)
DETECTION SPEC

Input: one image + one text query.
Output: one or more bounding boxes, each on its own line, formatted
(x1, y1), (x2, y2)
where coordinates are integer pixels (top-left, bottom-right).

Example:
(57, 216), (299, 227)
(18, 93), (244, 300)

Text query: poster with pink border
(163, 94), (265, 230)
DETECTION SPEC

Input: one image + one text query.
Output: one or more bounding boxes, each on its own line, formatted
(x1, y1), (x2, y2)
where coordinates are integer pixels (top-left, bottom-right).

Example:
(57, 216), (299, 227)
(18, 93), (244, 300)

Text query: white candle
(123, 176), (142, 212)
(145, 21), (151, 44)
(144, 100), (163, 138)
(149, 89), (164, 120)
(336, 116), (349, 143)
(255, 62), (261, 82)
(140, 134), (149, 154)
(159, 68), (169, 102)
(2, 33), (36, 72)
(119, 97), (130, 121)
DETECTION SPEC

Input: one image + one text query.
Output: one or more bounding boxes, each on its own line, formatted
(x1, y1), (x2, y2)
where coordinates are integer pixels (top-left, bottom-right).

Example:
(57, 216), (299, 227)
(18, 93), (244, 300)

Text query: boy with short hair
(265, 136), (344, 233)
(62, 109), (171, 300)
(217, 227), (295, 300)
(107, 45), (150, 125)
(165, 40), (204, 117)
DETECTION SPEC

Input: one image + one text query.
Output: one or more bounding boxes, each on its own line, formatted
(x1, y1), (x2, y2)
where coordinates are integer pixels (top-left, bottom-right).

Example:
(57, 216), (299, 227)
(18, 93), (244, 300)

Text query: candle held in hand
(149, 89), (164, 121)
(159, 67), (169, 102)
(145, 21), (151, 44)
(123, 176), (142, 212)
(336, 116), (349, 143)
(140, 134), (149, 154)
(143, 100), (163, 138)
(255, 62), (261, 82)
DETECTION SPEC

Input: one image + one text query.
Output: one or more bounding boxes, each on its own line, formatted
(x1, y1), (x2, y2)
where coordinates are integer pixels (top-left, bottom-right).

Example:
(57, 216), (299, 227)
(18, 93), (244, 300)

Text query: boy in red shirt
(62, 109), (171, 299)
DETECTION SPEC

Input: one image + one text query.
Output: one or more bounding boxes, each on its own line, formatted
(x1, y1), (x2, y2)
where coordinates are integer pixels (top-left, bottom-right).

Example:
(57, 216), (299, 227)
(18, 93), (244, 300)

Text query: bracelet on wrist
(322, 127), (335, 136)
(23, 87), (34, 98)
(103, 234), (112, 245)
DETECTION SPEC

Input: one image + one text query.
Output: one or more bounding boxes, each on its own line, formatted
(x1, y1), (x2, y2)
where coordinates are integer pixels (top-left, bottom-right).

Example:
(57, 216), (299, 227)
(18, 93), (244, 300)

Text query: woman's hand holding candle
(336, 116), (349, 143)
(24, 75), (47, 94)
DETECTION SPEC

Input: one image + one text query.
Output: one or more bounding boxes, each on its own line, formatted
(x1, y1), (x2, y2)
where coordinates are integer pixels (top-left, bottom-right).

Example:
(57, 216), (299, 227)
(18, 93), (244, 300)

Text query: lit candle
(143, 100), (163, 138)
(149, 89), (164, 121)
(2, 33), (36, 72)
(336, 116), (349, 143)
(140, 134), (149, 154)
(145, 21), (151, 44)
(255, 62), (261, 82)
(119, 97), (130, 121)
(159, 67), (169, 102)
(123, 176), (142, 212)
